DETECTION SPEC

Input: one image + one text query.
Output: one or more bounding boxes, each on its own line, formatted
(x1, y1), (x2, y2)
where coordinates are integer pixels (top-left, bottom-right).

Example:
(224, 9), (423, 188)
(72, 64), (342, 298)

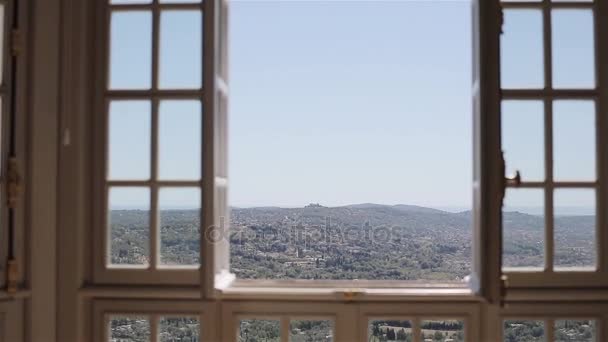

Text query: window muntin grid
(502, 318), (598, 341)
(500, 0), (604, 282)
(98, 0), (205, 283)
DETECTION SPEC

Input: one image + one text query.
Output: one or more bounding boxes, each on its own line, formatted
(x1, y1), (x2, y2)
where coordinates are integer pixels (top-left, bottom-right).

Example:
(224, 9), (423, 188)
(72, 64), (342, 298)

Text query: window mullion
(280, 316), (289, 342)
(150, 98), (159, 270)
(150, 0), (160, 272)
(151, 314), (159, 342)
(412, 318), (421, 342)
(544, 99), (554, 272)
(541, 0), (554, 273)
(546, 318), (555, 341)
(595, 0), (608, 275)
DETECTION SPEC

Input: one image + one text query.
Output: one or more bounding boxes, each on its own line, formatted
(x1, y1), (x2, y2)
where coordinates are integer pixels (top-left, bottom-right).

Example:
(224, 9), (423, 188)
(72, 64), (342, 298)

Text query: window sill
(217, 276), (479, 302)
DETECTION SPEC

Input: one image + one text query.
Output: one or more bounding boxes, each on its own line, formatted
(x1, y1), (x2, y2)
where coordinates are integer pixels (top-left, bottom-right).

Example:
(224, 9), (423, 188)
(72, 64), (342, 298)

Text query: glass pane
(159, 10), (202, 89)
(160, 0), (202, 3)
(552, 10), (595, 89)
(239, 320), (280, 342)
(109, 187), (150, 266)
(159, 100), (202, 180)
(159, 187), (201, 266)
(420, 320), (465, 342)
(230, 1), (473, 283)
(109, 316), (151, 341)
(555, 320), (595, 342)
(503, 320), (545, 342)
(502, 101), (544, 181)
(554, 189), (596, 270)
(503, 189), (545, 269)
(501, 9), (544, 89)
(110, 0), (152, 4)
(108, 101), (151, 180)
(159, 317), (200, 342)
(553, 100), (595, 181)
(369, 320), (412, 342)
(110, 11), (152, 89)
(290, 320), (333, 342)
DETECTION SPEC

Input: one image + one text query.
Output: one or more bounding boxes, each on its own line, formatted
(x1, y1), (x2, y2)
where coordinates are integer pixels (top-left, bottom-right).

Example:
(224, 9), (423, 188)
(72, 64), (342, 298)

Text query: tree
(396, 328), (408, 341)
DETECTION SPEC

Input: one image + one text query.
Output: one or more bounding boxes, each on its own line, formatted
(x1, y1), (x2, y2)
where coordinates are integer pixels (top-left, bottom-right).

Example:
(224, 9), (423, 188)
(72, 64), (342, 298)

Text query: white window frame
(91, 0), (205, 285)
(501, 0), (608, 289)
(200, 0), (505, 302)
(499, 303), (608, 341)
(44, 0), (608, 341)
(92, 299), (219, 342)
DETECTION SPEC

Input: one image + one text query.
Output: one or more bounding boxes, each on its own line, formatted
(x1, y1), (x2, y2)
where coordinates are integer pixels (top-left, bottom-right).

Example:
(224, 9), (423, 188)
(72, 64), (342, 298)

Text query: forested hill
(111, 203), (595, 281)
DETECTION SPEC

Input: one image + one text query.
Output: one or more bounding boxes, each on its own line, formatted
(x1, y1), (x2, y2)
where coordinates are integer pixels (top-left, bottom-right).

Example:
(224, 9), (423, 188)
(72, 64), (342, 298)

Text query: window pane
(369, 320), (412, 342)
(159, 100), (202, 180)
(552, 10), (595, 89)
(420, 320), (464, 342)
(554, 189), (596, 270)
(110, 11), (152, 89)
(553, 100), (595, 181)
(555, 320), (595, 342)
(230, 0), (472, 282)
(503, 320), (545, 342)
(159, 187), (201, 266)
(108, 101), (151, 180)
(502, 101), (544, 181)
(160, 0), (202, 3)
(503, 189), (545, 269)
(159, 317), (200, 342)
(109, 187), (150, 266)
(239, 320), (280, 342)
(110, 0), (152, 4)
(159, 10), (202, 89)
(501, 9), (544, 89)
(109, 316), (151, 342)
(290, 320), (333, 342)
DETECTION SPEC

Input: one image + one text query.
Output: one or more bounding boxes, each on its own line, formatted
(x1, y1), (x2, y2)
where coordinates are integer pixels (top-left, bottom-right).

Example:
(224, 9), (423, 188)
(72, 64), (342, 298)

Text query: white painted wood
(47, 0), (608, 341)
(28, 0), (60, 339)
(471, 0), (503, 303)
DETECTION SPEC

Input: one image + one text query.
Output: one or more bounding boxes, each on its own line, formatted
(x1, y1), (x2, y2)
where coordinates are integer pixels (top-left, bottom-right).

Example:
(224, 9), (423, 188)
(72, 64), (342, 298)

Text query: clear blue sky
(108, 1), (596, 212)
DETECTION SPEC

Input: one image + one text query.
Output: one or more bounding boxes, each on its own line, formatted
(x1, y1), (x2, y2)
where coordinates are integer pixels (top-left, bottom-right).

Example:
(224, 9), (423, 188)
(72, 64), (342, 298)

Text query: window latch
(11, 29), (22, 57)
(7, 157), (21, 209)
(501, 151), (522, 201)
(500, 275), (509, 307)
(505, 170), (521, 188)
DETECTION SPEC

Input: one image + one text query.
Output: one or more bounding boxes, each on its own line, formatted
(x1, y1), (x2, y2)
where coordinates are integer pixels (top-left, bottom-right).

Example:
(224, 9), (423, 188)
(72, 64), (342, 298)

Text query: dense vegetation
(109, 203), (595, 341)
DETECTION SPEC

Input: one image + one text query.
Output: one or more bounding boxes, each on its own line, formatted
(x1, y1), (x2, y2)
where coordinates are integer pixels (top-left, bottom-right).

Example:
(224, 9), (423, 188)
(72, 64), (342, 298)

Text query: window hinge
(6, 259), (18, 295)
(340, 289), (364, 302)
(500, 274), (509, 307)
(11, 29), (22, 57)
(7, 157), (21, 209)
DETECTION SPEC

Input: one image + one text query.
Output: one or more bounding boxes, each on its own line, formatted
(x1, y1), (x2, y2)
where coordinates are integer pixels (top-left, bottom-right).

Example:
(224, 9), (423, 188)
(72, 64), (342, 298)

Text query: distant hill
(109, 203), (596, 280)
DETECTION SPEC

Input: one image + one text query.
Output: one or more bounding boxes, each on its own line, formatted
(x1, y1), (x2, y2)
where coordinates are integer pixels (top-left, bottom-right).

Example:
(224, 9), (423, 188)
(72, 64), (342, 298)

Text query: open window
(500, 0), (608, 289)
(95, 0), (204, 284)
(200, 0), (504, 301)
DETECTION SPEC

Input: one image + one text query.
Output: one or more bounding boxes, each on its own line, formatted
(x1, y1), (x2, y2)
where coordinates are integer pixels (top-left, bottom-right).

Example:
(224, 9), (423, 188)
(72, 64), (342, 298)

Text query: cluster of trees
(239, 320), (280, 342)
(503, 321), (545, 342)
(369, 320), (464, 342)
(159, 318), (200, 342)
